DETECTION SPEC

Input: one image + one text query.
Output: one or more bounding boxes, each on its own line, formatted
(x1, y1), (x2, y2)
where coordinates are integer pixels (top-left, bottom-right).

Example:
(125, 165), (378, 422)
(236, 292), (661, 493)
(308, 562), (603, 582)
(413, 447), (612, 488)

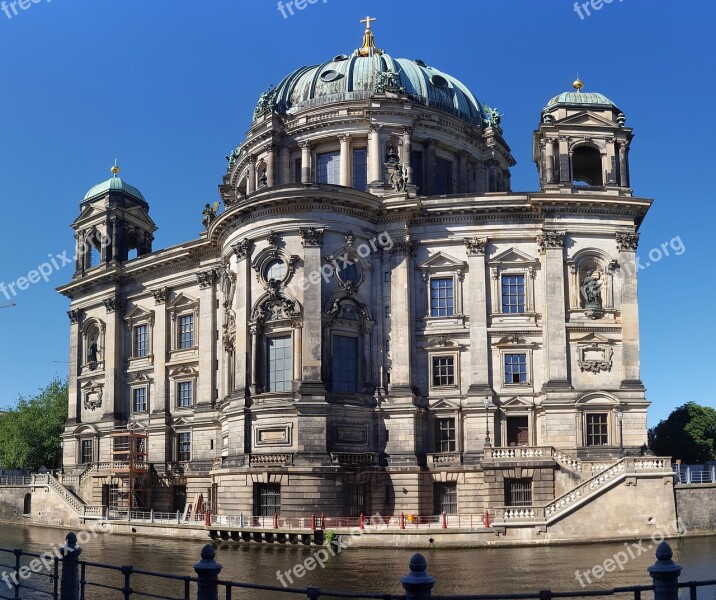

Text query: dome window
(332, 54), (349, 62)
(414, 59), (427, 67)
(265, 260), (287, 282)
(320, 70), (343, 83)
(430, 75), (450, 89)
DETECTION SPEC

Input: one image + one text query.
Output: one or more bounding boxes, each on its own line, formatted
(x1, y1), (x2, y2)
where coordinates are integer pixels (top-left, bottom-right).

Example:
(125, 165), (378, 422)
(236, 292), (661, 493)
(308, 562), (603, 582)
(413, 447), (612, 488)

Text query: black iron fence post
(401, 554), (435, 600)
(60, 532), (81, 600)
(648, 542), (682, 600)
(194, 545), (223, 600)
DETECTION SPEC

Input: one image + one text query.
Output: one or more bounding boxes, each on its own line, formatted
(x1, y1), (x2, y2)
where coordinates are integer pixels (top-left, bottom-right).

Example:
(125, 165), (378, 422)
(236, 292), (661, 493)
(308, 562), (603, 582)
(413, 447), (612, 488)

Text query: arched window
(572, 146), (603, 186)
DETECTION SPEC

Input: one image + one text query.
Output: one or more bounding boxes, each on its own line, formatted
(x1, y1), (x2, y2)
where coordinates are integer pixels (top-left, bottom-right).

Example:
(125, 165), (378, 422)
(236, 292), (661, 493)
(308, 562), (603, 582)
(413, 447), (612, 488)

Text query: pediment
(168, 292), (198, 310)
(495, 334), (532, 347)
(489, 248), (538, 266)
(556, 111), (617, 128)
(173, 417), (191, 427)
(431, 398), (460, 410)
(501, 396), (534, 408)
(169, 365), (198, 378)
(573, 332), (612, 344)
(125, 305), (154, 322)
(419, 251), (466, 270)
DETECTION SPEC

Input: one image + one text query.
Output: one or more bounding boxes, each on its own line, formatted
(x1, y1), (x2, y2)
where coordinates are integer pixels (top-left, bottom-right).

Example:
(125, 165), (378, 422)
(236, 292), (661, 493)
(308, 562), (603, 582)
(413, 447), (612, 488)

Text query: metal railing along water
(0, 534), (713, 600)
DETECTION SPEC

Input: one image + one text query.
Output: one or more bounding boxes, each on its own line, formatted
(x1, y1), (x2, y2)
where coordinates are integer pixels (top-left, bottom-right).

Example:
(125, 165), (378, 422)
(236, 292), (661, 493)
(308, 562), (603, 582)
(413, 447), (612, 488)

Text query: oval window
(265, 260), (287, 281)
(430, 74), (449, 89)
(338, 262), (359, 283)
(333, 54), (349, 62)
(320, 70), (343, 83)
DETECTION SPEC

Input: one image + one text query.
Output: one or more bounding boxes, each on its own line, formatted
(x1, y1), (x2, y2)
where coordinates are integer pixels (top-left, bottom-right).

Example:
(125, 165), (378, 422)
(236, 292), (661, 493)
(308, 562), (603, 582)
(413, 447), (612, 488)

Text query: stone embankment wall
(0, 484), (82, 528)
(675, 484), (716, 533)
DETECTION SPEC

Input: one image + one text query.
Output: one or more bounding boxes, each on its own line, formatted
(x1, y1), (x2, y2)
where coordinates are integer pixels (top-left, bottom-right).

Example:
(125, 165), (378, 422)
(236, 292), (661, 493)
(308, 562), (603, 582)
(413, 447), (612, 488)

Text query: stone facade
(58, 24), (657, 524)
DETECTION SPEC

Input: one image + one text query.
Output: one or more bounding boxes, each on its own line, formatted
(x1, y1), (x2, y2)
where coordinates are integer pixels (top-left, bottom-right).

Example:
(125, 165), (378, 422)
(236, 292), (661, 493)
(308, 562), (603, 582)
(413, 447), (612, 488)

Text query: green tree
(0, 378), (68, 471)
(648, 402), (716, 463)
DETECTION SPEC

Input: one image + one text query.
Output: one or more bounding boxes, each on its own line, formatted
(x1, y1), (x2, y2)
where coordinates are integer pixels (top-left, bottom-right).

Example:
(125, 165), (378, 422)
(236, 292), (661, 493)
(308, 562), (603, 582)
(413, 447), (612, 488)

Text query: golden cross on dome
(360, 16), (377, 30)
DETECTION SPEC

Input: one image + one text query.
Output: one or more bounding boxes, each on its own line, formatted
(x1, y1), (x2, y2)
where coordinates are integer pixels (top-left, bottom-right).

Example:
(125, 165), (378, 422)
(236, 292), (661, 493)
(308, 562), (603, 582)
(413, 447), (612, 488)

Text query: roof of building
(83, 169), (145, 203)
(255, 20), (487, 126)
(544, 79), (619, 111)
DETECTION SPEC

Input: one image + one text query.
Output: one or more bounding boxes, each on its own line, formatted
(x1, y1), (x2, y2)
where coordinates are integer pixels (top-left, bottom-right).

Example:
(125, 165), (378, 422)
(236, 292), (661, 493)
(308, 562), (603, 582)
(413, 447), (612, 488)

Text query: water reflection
(0, 525), (714, 600)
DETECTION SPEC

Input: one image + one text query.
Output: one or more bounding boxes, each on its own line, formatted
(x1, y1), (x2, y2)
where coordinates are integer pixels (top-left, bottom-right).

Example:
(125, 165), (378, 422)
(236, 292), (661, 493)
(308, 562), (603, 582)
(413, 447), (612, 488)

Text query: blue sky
(0, 0), (713, 425)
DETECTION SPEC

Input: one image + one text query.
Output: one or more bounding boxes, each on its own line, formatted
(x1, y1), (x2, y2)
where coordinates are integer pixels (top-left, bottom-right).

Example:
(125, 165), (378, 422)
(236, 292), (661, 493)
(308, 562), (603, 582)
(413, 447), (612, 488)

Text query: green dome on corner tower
(83, 164), (146, 203)
(253, 18), (487, 127)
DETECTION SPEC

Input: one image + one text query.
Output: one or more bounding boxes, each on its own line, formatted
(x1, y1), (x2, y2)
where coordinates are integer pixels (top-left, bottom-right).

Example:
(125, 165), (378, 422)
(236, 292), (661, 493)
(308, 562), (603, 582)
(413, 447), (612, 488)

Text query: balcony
(426, 452), (462, 468)
(329, 452), (378, 467)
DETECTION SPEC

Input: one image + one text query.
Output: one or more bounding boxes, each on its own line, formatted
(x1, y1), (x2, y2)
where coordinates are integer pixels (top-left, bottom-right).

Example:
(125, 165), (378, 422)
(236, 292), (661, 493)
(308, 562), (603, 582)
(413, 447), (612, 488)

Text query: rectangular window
(294, 157), (302, 183)
(502, 274), (526, 314)
(80, 440), (93, 465)
(433, 482), (457, 515)
(267, 336), (292, 392)
(132, 387), (147, 413)
(332, 335), (358, 393)
(505, 479), (532, 507)
(432, 356), (455, 387)
(177, 381), (193, 407)
(504, 354), (527, 384)
(435, 418), (456, 453)
(178, 315), (194, 349)
(430, 277), (454, 317)
(587, 413), (609, 446)
(178, 432), (191, 462)
(254, 483), (281, 517)
(435, 157), (453, 195)
(411, 150), (423, 192)
(352, 148), (368, 191)
(384, 271), (390, 282)
(385, 306), (390, 318)
(316, 151), (340, 185)
(134, 324), (148, 357)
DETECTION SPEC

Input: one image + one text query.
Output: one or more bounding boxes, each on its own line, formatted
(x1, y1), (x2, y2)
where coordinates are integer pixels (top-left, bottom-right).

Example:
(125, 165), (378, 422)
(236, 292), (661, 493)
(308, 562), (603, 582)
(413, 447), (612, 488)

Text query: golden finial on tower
(111, 159), (120, 176)
(358, 16), (382, 56)
(572, 76), (584, 92)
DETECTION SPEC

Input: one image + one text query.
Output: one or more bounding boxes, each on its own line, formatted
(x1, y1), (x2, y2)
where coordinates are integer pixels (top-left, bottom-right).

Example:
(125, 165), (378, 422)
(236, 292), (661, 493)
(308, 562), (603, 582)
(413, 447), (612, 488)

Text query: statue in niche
(581, 269), (604, 319)
(87, 334), (98, 369)
(389, 163), (406, 192)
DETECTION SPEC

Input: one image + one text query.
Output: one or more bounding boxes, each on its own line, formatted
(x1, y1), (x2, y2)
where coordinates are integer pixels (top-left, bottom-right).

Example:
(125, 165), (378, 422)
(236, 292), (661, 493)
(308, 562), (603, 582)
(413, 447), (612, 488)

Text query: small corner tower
(71, 164), (157, 276)
(533, 79), (633, 191)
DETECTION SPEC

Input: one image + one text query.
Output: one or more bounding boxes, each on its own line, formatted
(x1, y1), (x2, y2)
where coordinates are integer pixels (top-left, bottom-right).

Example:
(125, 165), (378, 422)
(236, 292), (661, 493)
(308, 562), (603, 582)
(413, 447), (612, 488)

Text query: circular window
(338, 262), (360, 283)
(265, 260), (287, 282)
(414, 59), (427, 67)
(333, 54), (349, 62)
(430, 74), (449, 89)
(320, 70), (343, 83)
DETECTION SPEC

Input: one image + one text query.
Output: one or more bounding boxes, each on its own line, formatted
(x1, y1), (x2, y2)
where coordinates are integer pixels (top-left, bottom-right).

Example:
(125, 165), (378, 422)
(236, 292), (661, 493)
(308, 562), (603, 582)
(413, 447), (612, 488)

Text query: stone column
(249, 322), (260, 395)
(401, 127), (413, 183)
(368, 124), (382, 183)
(279, 145), (290, 186)
(266, 144), (276, 187)
(388, 233), (417, 397)
(424, 139), (436, 195)
(338, 134), (352, 187)
(616, 232), (642, 388)
(537, 231), (570, 389)
(458, 151), (469, 193)
(300, 141), (312, 184)
(298, 227), (326, 397)
(619, 141), (630, 187)
(67, 309), (81, 425)
(558, 136), (571, 183)
(151, 288), (168, 413)
(475, 162), (486, 195)
(232, 240), (251, 394)
(103, 296), (122, 419)
(197, 269), (217, 409)
(544, 138), (555, 185)
(247, 156), (256, 194)
(464, 237), (491, 396)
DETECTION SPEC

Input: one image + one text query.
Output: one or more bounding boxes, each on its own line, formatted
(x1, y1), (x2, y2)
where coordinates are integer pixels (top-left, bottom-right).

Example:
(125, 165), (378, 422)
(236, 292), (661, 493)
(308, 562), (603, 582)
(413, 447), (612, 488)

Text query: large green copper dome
(258, 51), (487, 126)
(83, 174), (145, 203)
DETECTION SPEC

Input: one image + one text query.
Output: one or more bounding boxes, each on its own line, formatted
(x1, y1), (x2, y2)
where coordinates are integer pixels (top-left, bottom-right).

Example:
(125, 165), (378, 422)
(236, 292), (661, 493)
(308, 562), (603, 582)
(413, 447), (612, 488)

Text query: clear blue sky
(0, 0), (713, 424)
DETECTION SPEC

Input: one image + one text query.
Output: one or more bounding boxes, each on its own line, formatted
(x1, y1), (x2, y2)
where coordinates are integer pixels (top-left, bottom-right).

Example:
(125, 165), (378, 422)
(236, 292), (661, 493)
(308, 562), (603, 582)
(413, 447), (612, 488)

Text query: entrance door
(507, 416), (529, 446)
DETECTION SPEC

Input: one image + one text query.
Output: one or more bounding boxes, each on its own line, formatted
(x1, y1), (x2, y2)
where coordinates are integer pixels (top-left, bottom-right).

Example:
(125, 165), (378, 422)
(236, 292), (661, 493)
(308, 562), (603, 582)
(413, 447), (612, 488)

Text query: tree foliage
(648, 402), (716, 463)
(0, 378), (68, 471)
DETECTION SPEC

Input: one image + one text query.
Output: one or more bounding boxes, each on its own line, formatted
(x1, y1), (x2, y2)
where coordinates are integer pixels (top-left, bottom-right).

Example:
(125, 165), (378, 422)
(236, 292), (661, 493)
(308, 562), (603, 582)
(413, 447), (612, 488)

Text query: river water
(0, 524), (714, 599)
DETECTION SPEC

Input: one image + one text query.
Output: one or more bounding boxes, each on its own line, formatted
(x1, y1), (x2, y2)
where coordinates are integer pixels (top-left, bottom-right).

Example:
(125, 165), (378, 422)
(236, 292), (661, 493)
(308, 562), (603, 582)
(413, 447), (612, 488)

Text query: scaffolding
(110, 430), (149, 510)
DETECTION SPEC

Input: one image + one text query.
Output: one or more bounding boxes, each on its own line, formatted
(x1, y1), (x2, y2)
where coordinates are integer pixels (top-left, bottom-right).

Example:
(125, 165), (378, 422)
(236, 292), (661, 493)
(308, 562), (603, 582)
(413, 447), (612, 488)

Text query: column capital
(247, 154), (257, 165)
(265, 143), (277, 154)
(299, 227), (324, 247)
(369, 123), (382, 133)
(390, 235), (418, 257)
(616, 231), (639, 252)
(103, 296), (125, 314)
(536, 230), (565, 253)
(337, 133), (352, 143)
(464, 236), (488, 257)
(231, 239), (252, 259)
(298, 140), (312, 150)
(151, 287), (169, 304)
(67, 309), (81, 323)
(401, 125), (413, 137)
(197, 269), (219, 289)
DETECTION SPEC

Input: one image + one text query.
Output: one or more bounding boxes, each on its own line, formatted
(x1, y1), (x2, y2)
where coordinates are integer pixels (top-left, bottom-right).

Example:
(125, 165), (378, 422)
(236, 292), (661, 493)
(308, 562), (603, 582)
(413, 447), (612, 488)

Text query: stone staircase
(34, 473), (104, 519)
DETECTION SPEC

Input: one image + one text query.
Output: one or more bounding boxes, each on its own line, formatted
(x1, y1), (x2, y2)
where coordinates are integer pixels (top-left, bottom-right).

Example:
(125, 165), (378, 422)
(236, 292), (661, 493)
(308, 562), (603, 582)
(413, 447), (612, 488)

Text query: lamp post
(616, 410), (624, 458)
(483, 397), (491, 448)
